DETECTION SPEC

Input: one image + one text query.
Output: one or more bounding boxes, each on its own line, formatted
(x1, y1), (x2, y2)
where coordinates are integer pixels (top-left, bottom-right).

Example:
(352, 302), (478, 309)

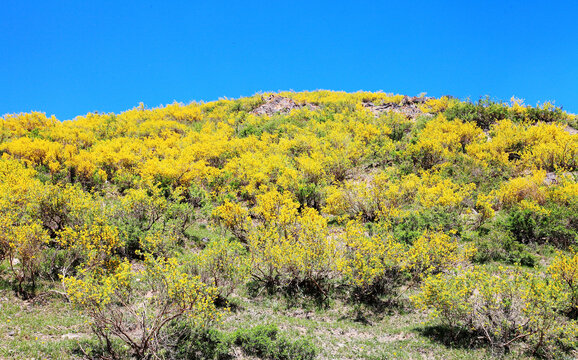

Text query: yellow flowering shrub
(57, 219), (124, 273)
(413, 266), (577, 354)
(324, 170), (474, 223)
(0, 137), (64, 168)
(338, 220), (405, 294)
(249, 193), (340, 290)
(120, 186), (168, 229)
(547, 173), (578, 205)
(35, 183), (96, 236)
(323, 171), (414, 221)
(496, 170), (547, 208)
(416, 171), (476, 209)
(191, 237), (250, 296)
(475, 192), (496, 220)
(548, 251), (578, 314)
(213, 201), (251, 242)
(418, 96), (456, 114)
(253, 189), (299, 227)
(0, 221), (49, 296)
(467, 119), (577, 172)
(405, 231), (476, 276)
(63, 254), (221, 359)
(0, 156), (49, 296)
(409, 114), (485, 168)
(522, 123), (578, 171)
(1, 111), (57, 138)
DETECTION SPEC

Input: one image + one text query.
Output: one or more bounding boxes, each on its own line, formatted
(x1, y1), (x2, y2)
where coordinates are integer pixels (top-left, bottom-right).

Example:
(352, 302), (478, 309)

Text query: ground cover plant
(0, 91), (577, 359)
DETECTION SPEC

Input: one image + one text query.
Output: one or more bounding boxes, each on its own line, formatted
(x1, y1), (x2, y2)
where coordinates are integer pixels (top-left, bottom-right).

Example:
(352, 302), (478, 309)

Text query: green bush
(505, 205), (578, 248)
(162, 323), (317, 360)
(164, 324), (232, 360)
(391, 209), (463, 244)
(506, 208), (537, 244)
(233, 324), (317, 360)
(296, 182), (324, 211)
(525, 104), (567, 124)
(472, 222), (537, 267)
(444, 97), (509, 129)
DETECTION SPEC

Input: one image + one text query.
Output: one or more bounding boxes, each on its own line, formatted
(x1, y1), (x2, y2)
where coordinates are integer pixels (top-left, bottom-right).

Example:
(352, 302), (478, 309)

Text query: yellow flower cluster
(338, 221), (475, 290)
(338, 220), (404, 289)
(409, 114), (485, 168)
(58, 219), (123, 272)
(405, 230), (476, 276)
(467, 119), (577, 172)
(324, 169), (475, 221)
(548, 251), (578, 312)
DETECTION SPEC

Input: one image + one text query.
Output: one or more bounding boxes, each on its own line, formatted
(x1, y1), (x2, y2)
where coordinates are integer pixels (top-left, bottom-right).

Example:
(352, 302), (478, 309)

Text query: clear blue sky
(1, 0), (577, 120)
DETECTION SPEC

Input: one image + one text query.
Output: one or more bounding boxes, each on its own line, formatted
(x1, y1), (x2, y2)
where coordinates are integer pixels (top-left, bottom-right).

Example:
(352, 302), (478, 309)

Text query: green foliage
(162, 323), (317, 360)
(525, 103), (567, 124)
(505, 205), (578, 247)
(506, 208), (538, 244)
(163, 323), (233, 360)
(233, 324), (317, 360)
(444, 97), (509, 129)
(391, 209), (463, 244)
(473, 234), (537, 267)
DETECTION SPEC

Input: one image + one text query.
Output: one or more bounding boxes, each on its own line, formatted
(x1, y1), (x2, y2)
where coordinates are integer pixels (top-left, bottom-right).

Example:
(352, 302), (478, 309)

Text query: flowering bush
(63, 253), (222, 359)
(413, 266), (578, 355)
(190, 237), (250, 296)
(548, 251), (578, 315)
(338, 220), (405, 296)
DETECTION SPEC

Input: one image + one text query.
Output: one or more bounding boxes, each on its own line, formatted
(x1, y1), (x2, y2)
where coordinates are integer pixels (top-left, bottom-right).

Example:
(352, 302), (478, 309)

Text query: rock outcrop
(251, 95), (310, 116)
(362, 95), (428, 119)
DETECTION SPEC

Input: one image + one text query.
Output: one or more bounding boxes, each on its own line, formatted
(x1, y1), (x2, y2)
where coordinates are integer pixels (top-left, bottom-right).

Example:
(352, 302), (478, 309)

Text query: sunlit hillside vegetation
(1, 91), (577, 359)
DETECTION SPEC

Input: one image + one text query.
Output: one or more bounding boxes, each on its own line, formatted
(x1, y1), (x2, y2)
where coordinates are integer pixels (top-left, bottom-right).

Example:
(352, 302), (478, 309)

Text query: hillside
(1, 91), (577, 359)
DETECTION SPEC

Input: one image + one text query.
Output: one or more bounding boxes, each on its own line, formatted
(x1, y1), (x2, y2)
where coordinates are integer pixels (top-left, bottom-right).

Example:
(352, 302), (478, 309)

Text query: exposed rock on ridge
(251, 95), (319, 116)
(362, 95), (429, 119)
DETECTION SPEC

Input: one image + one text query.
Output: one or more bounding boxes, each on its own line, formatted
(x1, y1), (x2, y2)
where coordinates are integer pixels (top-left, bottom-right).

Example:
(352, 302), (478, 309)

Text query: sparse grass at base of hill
(2, 276), (559, 360)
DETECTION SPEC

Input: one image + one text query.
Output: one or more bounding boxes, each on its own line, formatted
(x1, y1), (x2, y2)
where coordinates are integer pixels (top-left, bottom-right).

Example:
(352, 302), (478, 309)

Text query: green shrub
(472, 225), (537, 267)
(391, 209), (463, 244)
(233, 324), (317, 360)
(163, 324), (232, 360)
(505, 205), (578, 248)
(506, 208), (537, 244)
(384, 113), (414, 141)
(445, 97), (509, 129)
(525, 103), (567, 124)
(295, 182), (324, 211)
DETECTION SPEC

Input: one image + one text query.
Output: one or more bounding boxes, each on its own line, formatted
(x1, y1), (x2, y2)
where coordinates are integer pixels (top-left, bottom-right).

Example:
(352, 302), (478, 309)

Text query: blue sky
(1, 0), (577, 120)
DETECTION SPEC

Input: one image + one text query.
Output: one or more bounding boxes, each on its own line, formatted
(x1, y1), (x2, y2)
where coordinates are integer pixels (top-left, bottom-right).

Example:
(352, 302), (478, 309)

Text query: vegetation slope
(1, 91), (577, 359)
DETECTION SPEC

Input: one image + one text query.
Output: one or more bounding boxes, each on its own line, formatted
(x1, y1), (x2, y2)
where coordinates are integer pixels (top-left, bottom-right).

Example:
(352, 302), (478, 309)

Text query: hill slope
(1, 91), (577, 359)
